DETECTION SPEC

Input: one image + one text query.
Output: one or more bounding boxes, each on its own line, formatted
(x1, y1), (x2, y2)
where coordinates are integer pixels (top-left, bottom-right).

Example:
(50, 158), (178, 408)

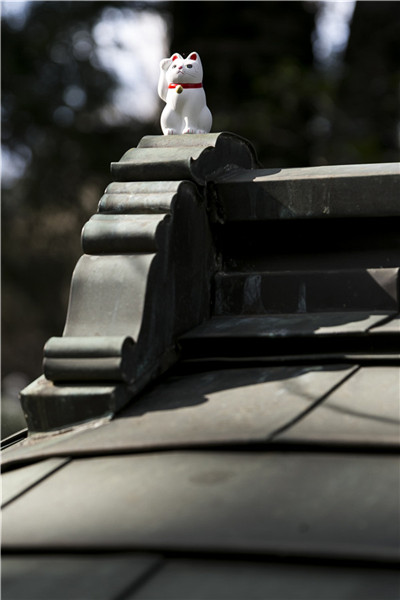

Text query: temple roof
(2, 133), (399, 599)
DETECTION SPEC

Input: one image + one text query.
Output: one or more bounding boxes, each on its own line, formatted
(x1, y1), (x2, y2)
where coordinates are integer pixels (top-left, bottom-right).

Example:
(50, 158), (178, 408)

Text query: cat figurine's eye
(187, 64), (193, 68)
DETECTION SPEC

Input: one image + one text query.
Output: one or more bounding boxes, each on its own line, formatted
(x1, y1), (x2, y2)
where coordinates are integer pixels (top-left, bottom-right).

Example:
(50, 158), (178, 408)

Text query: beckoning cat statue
(158, 52), (212, 135)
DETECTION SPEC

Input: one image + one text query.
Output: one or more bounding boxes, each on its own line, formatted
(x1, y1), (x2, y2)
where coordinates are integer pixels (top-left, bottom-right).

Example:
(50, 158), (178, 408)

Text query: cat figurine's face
(166, 52), (203, 85)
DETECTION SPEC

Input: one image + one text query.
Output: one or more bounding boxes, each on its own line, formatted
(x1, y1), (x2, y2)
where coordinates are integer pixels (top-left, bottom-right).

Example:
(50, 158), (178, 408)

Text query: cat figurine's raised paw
(158, 52), (212, 135)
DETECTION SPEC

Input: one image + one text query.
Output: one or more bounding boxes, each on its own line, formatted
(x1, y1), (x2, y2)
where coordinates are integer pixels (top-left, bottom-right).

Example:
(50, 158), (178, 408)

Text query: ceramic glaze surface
(158, 52), (212, 135)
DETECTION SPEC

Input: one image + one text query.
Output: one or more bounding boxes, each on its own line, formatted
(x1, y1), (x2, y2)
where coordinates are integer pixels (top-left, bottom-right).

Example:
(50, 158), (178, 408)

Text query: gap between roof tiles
(269, 365), (361, 440)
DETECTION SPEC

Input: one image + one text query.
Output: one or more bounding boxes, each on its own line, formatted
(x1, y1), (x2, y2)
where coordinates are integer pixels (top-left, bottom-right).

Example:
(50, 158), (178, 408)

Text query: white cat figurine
(158, 52), (212, 135)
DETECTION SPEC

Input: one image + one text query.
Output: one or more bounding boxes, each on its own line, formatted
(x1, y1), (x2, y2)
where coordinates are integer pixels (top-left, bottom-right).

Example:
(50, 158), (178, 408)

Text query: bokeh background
(2, 0), (399, 437)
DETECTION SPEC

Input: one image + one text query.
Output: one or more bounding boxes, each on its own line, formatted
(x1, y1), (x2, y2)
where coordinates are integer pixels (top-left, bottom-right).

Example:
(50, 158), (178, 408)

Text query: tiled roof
(2, 134), (399, 599)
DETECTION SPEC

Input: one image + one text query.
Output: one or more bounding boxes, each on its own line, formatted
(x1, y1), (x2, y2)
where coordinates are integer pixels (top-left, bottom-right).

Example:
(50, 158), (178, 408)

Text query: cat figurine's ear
(187, 52), (199, 61)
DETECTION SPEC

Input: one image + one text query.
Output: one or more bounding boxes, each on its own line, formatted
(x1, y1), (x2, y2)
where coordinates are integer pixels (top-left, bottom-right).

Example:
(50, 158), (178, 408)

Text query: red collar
(168, 83), (202, 89)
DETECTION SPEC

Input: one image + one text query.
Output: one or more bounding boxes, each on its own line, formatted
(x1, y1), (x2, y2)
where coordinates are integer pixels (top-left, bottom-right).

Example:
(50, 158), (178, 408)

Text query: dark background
(2, 1), (399, 436)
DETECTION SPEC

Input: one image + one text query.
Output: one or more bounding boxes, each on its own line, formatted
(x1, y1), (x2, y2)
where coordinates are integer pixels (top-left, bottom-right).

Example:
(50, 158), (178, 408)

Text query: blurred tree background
(2, 0), (399, 436)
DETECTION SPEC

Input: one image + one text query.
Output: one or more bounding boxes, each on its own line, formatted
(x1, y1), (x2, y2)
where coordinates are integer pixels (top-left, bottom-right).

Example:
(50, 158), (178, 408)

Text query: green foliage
(2, 1), (161, 381)
(168, 1), (319, 167)
(326, 1), (400, 165)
